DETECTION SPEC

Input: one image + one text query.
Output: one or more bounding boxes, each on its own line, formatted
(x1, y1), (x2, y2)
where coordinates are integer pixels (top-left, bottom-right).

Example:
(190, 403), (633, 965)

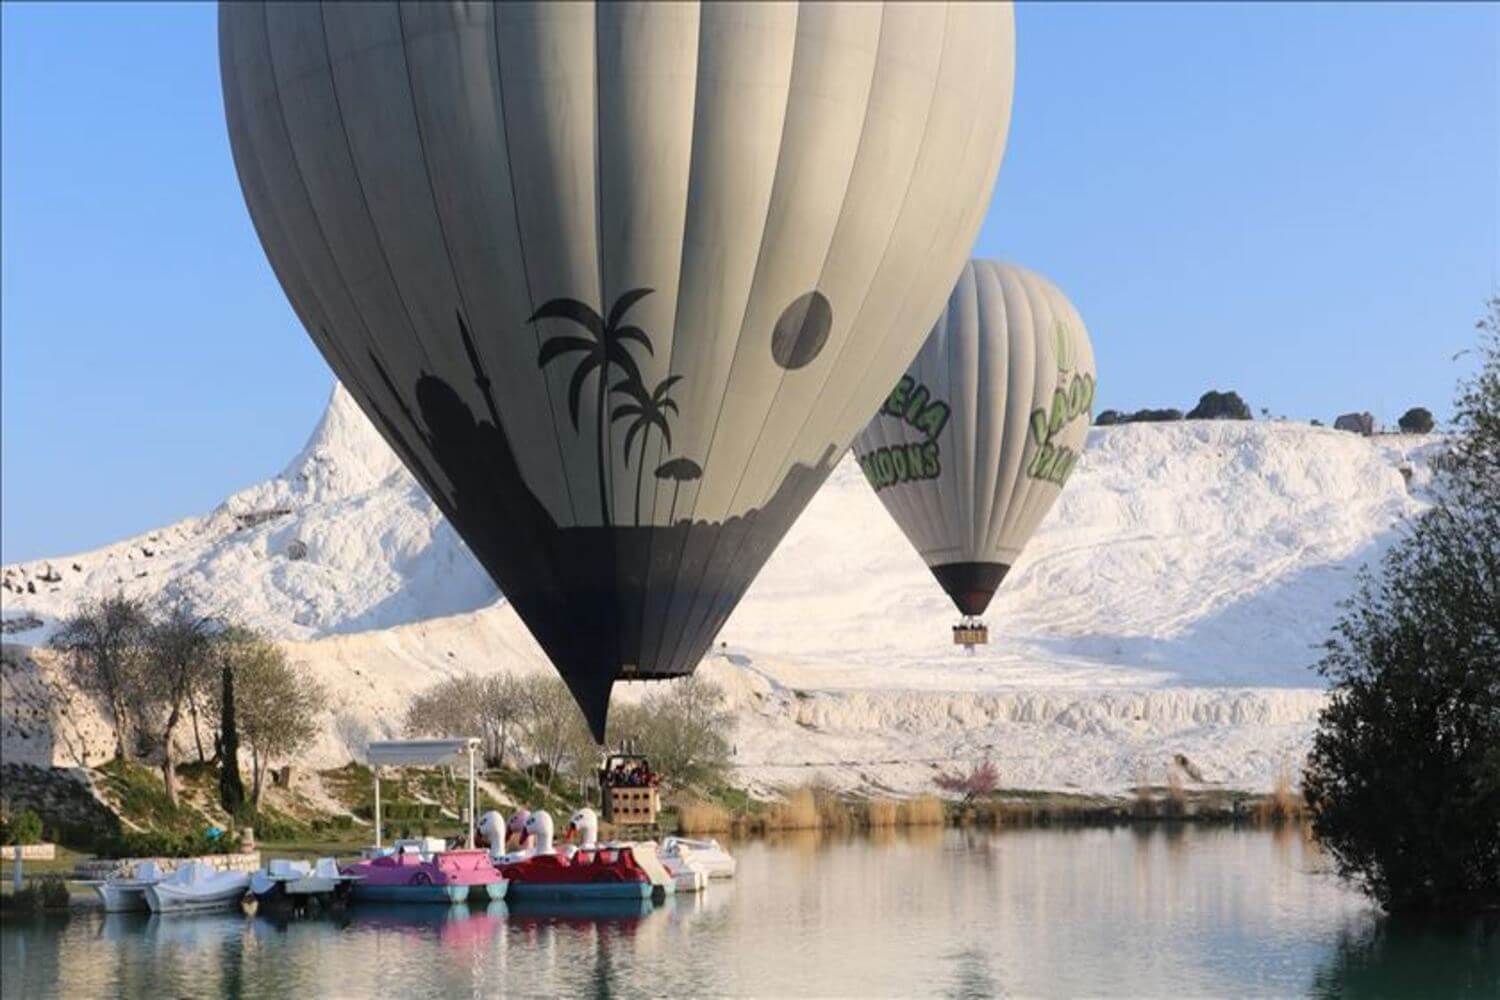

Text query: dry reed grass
(1164, 762), (1187, 817)
(1255, 764), (1303, 824)
(681, 786), (953, 837)
(900, 795), (945, 827)
(865, 798), (899, 828)
(677, 800), (732, 835)
(764, 787), (819, 831)
(1133, 765), (1156, 817)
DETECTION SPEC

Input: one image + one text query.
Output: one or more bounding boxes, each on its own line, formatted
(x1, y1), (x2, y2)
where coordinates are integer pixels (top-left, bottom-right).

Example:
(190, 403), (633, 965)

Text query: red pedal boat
(499, 838), (652, 901)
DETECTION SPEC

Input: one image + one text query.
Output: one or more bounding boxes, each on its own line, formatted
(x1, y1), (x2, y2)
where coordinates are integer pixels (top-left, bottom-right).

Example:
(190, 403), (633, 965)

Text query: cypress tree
(218, 664), (246, 818)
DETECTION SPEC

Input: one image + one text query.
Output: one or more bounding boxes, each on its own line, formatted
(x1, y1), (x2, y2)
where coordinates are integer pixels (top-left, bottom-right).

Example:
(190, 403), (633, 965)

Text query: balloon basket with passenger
(952, 617), (989, 651)
(598, 753), (661, 833)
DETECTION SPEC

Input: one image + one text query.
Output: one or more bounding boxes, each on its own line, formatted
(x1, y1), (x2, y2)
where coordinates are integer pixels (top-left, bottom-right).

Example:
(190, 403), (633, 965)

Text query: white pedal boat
(89, 859), (167, 912)
(144, 860), (251, 914)
(250, 857), (353, 904)
(660, 836), (736, 880)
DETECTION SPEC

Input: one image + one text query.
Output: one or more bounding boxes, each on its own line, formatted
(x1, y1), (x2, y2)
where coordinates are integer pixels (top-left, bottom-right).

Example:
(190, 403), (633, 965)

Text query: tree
(935, 758), (1000, 804)
(517, 675), (587, 790)
(1302, 298), (1500, 914)
(217, 634), (323, 811)
(1398, 407), (1434, 434)
(404, 672), (526, 768)
(608, 676), (735, 790)
(216, 657), (246, 819)
(482, 674), (526, 768)
(1186, 389), (1252, 420)
(49, 593), (150, 761)
(140, 602), (219, 807)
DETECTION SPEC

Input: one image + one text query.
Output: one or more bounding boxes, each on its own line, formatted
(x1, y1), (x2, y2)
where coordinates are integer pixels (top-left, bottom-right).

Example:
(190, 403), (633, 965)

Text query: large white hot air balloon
(220, 2), (1015, 736)
(851, 261), (1096, 644)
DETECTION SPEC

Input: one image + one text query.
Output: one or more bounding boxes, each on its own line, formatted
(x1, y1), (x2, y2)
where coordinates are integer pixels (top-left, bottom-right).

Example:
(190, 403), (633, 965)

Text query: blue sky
(3, 2), (1496, 563)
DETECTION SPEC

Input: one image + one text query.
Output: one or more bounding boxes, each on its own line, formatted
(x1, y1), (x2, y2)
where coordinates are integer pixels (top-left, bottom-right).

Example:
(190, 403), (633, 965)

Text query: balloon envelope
(852, 261), (1096, 617)
(220, 2), (1015, 737)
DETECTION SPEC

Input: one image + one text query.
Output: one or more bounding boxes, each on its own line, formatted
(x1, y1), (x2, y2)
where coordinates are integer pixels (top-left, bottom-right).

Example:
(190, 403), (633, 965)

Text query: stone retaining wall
(73, 850), (261, 881)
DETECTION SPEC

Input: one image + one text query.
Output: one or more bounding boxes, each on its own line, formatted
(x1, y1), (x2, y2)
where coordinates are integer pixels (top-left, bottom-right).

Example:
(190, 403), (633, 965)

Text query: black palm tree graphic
(611, 374), (683, 526)
(655, 457), (703, 526)
(534, 288), (654, 524)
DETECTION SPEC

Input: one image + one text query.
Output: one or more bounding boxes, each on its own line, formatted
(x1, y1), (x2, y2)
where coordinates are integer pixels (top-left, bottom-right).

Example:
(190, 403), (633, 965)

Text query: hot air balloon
(851, 261), (1096, 649)
(219, 2), (1015, 738)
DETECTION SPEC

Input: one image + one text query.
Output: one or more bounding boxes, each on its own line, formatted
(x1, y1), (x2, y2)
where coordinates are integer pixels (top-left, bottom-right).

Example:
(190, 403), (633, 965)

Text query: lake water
(3, 826), (1496, 998)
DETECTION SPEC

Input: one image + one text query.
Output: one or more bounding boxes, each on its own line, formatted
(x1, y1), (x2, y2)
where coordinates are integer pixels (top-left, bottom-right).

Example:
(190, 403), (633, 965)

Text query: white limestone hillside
(0, 385), (1438, 794)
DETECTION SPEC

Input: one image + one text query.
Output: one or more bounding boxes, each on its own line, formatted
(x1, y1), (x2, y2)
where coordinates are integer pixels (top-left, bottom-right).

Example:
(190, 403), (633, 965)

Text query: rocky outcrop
(1, 645), (116, 769)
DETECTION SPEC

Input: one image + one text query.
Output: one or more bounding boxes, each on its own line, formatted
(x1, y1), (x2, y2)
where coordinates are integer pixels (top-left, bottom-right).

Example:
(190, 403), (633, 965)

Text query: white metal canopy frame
(366, 738), (481, 850)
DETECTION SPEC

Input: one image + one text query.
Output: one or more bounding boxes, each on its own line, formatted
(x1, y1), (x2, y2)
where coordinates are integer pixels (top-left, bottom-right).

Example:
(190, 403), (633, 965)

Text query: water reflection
(3, 827), (1496, 998)
(1311, 914), (1500, 998)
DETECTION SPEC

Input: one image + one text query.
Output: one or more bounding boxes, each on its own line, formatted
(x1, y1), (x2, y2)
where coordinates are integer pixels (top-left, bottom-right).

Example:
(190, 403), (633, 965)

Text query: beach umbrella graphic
(852, 261), (1097, 636)
(220, 1), (1016, 737)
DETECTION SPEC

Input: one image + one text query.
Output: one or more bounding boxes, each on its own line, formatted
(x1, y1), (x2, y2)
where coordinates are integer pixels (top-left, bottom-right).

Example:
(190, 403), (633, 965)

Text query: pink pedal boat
(343, 739), (508, 904)
(344, 839), (507, 904)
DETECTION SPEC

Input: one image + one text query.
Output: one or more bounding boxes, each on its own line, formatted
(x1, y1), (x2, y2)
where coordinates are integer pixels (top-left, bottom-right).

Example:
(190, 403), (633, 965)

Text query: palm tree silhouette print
(611, 374), (682, 526)
(534, 288), (653, 524)
(655, 457), (703, 526)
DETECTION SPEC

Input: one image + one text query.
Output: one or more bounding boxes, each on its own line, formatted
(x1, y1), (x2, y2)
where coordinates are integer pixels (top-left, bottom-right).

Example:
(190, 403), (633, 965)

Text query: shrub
(8, 809), (43, 845)
(1094, 409), (1121, 426)
(1186, 390), (1252, 420)
(1127, 408), (1184, 423)
(934, 759), (999, 804)
(1, 874), (71, 913)
(311, 814), (355, 834)
(252, 813), (308, 842)
(1398, 406), (1434, 434)
(93, 828), (224, 860)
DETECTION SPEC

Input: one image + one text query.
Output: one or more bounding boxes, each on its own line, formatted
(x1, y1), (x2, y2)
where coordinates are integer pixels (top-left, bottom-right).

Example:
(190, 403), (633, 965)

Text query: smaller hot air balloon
(851, 260), (1096, 649)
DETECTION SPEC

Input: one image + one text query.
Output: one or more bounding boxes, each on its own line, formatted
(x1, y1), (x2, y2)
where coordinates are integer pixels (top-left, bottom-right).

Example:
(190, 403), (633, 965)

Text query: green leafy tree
(1398, 406), (1435, 434)
(1303, 298), (1500, 914)
(534, 288), (654, 523)
(214, 635), (323, 811)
